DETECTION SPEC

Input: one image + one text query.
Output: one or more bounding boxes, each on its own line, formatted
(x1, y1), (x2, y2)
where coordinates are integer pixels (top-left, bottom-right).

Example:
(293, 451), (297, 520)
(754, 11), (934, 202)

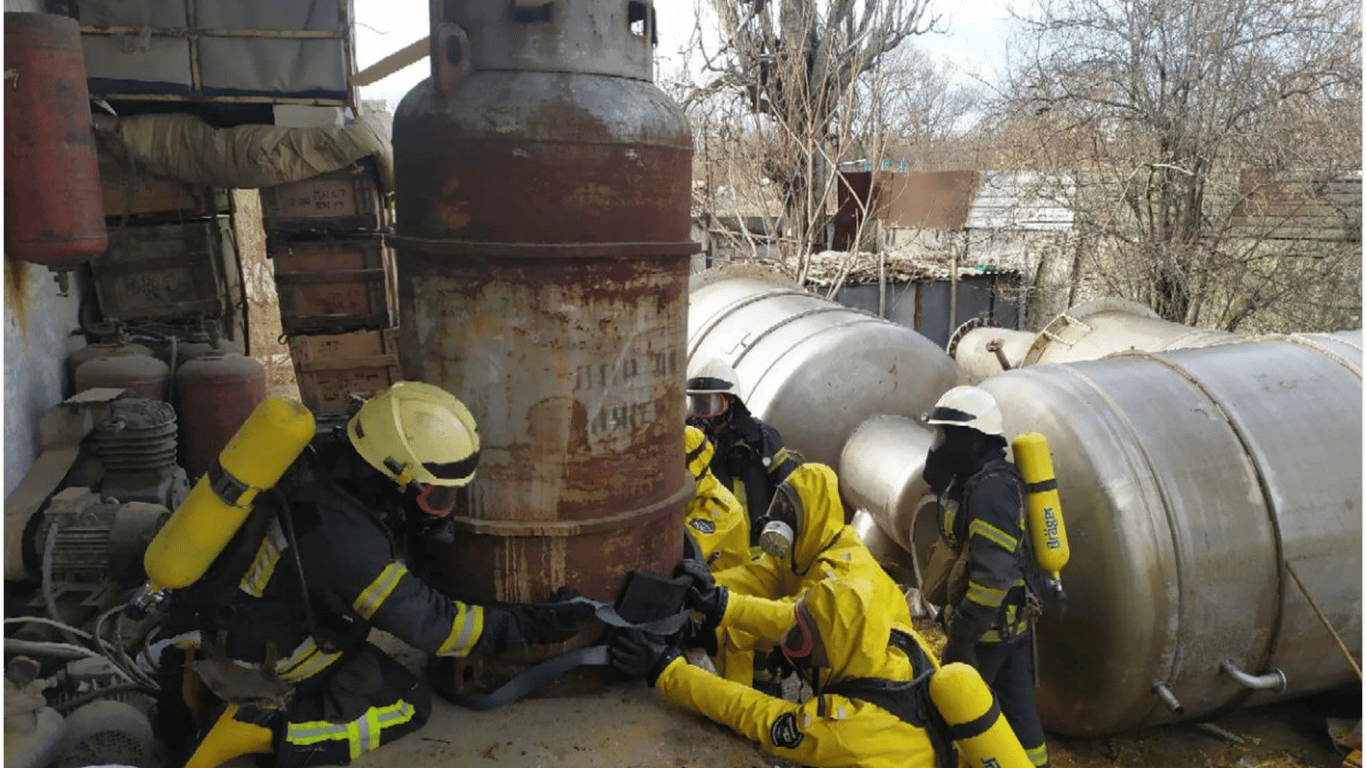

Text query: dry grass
(231, 189), (300, 400)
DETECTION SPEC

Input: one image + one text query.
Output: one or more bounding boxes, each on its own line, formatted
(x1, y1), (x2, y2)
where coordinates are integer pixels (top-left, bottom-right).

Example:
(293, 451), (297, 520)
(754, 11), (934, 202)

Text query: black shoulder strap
(822, 668), (956, 768)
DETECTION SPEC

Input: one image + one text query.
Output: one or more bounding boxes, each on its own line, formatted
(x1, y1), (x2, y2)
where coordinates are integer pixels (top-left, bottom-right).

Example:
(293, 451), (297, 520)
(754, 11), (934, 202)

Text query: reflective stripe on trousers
(285, 699), (417, 760)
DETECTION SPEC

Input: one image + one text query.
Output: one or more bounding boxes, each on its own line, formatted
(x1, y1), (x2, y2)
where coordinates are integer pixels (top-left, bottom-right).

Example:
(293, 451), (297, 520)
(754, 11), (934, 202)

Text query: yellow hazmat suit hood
(800, 576), (909, 687)
(780, 463), (846, 575)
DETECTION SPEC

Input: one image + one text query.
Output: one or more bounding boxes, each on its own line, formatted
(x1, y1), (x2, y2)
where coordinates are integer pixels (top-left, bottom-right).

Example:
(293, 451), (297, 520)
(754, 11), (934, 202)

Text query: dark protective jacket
(937, 451), (1032, 644)
(163, 436), (547, 767)
(709, 404), (799, 530)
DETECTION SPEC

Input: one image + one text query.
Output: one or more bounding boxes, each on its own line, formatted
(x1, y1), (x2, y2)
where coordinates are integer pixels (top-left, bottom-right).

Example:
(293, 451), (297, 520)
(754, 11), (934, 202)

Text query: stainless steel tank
(687, 266), (964, 471)
(839, 415), (939, 577)
(392, 0), (692, 693)
(952, 297), (1239, 381)
(945, 336), (1362, 735)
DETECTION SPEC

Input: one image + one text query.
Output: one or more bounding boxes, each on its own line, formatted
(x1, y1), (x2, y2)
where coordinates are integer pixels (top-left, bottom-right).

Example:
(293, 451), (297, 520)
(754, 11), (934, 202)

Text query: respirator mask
(757, 487), (800, 559)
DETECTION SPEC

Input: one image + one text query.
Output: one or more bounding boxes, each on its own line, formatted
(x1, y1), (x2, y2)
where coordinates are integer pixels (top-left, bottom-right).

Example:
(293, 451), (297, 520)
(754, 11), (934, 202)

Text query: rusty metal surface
(73, 352), (170, 402)
(175, 353), (266, 479)
(3, 12), (107, 268)
(392, 1), (691, 690)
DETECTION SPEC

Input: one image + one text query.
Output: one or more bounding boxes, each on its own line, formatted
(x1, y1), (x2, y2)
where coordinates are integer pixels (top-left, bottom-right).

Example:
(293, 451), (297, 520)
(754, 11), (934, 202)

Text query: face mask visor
(688, 392), (730, 420)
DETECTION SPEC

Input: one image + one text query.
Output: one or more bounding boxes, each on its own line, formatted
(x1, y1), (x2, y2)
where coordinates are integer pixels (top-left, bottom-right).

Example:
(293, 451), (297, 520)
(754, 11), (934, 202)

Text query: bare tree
(999, 0), (1361, 329)
(685, 0), (940, 274)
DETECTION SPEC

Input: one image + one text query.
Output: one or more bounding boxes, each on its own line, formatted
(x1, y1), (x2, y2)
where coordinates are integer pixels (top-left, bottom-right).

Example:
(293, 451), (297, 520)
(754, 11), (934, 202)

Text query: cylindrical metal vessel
(952, 298), (1238, 381)
(392, 0), (692, 687)
(950, 337), (1362, 735)
(67, 340), (154, 395)
(4, 12), (107, 269)
(150, 336), (246, 372)
(176, 353), (267, 479)
(74, 351), (170, 401)
(839, 415), (939, 576)
(687, 267), (964, 470)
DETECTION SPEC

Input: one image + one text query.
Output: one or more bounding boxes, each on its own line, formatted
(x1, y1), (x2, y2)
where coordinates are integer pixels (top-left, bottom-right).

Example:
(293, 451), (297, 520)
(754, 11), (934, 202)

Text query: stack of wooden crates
(259, 158), (401, 423)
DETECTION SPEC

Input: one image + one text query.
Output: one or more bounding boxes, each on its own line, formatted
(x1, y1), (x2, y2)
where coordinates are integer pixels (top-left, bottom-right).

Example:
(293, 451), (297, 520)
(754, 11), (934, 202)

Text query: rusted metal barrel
(392, 0), (693, 693)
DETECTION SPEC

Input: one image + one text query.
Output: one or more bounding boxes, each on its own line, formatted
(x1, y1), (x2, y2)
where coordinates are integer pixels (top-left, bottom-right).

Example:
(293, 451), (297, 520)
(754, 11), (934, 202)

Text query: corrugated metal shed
(1229, 169), (1362, 242)
(965, 171), (1076, 231)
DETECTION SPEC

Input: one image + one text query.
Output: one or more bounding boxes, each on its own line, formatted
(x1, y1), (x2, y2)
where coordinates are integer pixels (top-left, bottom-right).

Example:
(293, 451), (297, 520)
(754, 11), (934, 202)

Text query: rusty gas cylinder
(74, 351), (170, 401)
(67, 340), (154, 396)
(393, 0), (694, 694)
(175, 352), (267, 479)
(4, 13), (107, 276)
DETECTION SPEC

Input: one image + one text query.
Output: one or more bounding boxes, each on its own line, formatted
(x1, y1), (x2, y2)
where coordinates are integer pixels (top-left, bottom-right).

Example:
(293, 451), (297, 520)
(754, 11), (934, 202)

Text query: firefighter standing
(921, 385), (1051, 768)
(686, 358), (799, 537)
(155, 382), (594, 768)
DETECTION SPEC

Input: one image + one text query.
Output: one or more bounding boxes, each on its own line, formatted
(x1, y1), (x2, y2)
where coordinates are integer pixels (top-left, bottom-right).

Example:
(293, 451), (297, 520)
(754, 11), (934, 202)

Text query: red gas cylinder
(74, 351), (170, 401)
(67, 340), (154, 396)
(175, 352), (267, 479)
(4, 12), (107, 271)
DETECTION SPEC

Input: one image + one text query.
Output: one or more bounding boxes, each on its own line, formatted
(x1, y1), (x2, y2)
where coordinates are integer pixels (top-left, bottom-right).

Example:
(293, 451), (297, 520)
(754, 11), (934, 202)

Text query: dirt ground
(364, 631), (1357, 768)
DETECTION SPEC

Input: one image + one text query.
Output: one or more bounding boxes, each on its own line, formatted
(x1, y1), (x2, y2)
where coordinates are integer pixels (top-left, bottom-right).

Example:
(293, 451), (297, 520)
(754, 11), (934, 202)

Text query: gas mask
(758, 487), (800, 559)
(923, 426), (975, 495)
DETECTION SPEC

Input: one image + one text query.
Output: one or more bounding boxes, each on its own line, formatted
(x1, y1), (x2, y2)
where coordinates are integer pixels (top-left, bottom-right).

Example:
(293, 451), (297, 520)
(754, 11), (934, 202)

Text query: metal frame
(80, 0), (357, 107)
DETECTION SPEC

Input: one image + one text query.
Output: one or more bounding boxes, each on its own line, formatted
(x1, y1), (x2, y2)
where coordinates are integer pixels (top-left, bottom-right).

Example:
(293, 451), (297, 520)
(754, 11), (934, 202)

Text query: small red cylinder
(74, 352), (170, 401)
(176, 353), (267, 479)
(4, 12), (108, 267)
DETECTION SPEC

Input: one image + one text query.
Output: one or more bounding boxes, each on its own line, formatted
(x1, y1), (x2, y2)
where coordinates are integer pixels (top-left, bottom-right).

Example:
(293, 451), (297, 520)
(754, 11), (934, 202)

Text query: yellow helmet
(684, 425), (714, 479)
(347, 381), (481, 488)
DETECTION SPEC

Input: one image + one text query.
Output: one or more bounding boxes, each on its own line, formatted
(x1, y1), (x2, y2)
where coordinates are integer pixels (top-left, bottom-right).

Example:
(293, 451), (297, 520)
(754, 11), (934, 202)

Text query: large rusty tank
(74, 350), (170, 402)
(951, 297), (1239, 382)
(175, 352), (266, 479)
(686, 265), (964, 472)
(392, 0), (693, 690)
(4, 12), (107, 286)
(919, 330), (1360, 736)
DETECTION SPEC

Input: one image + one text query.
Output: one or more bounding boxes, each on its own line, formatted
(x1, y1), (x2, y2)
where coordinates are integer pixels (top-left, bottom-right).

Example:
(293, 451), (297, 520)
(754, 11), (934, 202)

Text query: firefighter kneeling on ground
(154, 381), (595, 768)
(609, 575), (1035, 768)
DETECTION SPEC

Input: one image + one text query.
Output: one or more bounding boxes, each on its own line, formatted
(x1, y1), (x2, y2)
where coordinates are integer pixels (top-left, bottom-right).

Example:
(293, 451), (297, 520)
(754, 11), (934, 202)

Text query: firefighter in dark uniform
(686, 358), (800, 540)
(157, 382), (593, 768)
(921, 385), (1050, 768)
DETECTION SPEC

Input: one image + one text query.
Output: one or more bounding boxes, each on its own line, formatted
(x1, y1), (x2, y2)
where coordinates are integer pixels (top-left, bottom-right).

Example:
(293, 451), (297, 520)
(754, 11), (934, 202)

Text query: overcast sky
(352, 0), (1014, 112)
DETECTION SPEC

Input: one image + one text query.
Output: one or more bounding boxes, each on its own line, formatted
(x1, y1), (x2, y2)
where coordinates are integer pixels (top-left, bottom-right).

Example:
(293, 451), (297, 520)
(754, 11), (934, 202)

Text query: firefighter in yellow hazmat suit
(609, 576), (1033, 768)
(684, 425), (751, 572)
(684, 462), (935, 685)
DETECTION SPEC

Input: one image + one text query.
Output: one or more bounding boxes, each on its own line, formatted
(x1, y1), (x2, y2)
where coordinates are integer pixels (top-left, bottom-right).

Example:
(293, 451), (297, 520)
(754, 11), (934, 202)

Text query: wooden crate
(270, 235), (392, 334)
(259, 158), (386, 236)
(98, 145), (229, 221)
(288, 328), (402, 415)
(92, 218), (235, 322)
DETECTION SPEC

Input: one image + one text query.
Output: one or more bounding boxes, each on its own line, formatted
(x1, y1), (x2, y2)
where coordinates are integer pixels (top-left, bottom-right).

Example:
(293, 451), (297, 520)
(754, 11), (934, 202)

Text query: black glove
(485, 587), (597, 651)
(675, 558), (715, 592)
(609, 629), (682, 686)
(940, 623), (979, 668)
(681, 615), (720, 656)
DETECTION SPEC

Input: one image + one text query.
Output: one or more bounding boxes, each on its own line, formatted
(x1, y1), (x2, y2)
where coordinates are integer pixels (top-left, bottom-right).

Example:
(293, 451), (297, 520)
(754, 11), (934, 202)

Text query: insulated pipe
(1219, 660), (1288, 692)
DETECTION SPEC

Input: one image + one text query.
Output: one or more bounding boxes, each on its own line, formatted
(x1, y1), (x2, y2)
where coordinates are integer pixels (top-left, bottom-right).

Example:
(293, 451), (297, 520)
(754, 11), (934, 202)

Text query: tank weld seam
(742, 316), (889, 408)
(687, 288), (814, 360)
(1053, 362), (1186, 719)
(1129, 349), (1286, 713)
(446, 474), (693, 537)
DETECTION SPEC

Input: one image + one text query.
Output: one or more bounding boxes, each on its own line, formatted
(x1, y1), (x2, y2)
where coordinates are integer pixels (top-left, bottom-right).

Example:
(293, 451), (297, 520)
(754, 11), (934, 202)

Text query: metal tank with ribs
(392, 0), (693, 692)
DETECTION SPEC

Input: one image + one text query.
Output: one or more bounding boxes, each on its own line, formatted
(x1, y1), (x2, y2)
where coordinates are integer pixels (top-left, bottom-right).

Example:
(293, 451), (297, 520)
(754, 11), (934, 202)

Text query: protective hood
(783, 463), (846, 574)
(803, 577), (907, 686)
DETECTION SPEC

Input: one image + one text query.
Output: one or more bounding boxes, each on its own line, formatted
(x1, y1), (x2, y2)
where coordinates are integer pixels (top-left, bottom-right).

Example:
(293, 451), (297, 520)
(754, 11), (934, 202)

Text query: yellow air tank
(143, 396), (316, 592)
(929, 663), (1032, 768)
(1011, 432), (1069, 589)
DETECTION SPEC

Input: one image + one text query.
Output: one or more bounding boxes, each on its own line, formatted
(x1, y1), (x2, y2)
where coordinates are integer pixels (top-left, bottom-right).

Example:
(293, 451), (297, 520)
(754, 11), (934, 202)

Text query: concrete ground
(362, 632), (1355, 768)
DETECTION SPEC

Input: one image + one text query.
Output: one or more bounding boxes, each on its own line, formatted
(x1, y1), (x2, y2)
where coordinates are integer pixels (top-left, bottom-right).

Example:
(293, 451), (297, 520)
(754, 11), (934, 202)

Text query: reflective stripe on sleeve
(275, 637), (343, 683)
(352, 562), (409, 619)
(436, 602), (485, 657)
(968, 518), (1018, 551)
(239, 519), (288, 597)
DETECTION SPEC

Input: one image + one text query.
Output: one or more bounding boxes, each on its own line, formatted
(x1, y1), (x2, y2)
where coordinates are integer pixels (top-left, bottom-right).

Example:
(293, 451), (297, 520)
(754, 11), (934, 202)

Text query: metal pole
(1286, 560), (1363, 680)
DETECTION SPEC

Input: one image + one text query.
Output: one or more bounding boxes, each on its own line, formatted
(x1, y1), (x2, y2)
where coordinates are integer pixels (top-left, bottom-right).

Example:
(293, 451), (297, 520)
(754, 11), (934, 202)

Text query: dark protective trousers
(974, 639), (1049, 768)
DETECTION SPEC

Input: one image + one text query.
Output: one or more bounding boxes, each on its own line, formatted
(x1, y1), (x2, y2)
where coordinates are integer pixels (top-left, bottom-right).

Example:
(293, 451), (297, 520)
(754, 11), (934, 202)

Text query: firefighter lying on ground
(683, 425), (751, 572)
(921, 385), (1051, 768)
(683, 462), (932, 687)
(154, 382), (595, 768)
(686, 358), (800, 538)
(609, 576), (1034, 768)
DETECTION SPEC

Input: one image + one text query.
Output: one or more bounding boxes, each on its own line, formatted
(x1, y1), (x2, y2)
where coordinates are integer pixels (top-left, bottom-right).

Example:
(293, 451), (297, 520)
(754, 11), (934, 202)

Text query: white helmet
(925, 385), (1003, 436)
(686, 358), (740, 421)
